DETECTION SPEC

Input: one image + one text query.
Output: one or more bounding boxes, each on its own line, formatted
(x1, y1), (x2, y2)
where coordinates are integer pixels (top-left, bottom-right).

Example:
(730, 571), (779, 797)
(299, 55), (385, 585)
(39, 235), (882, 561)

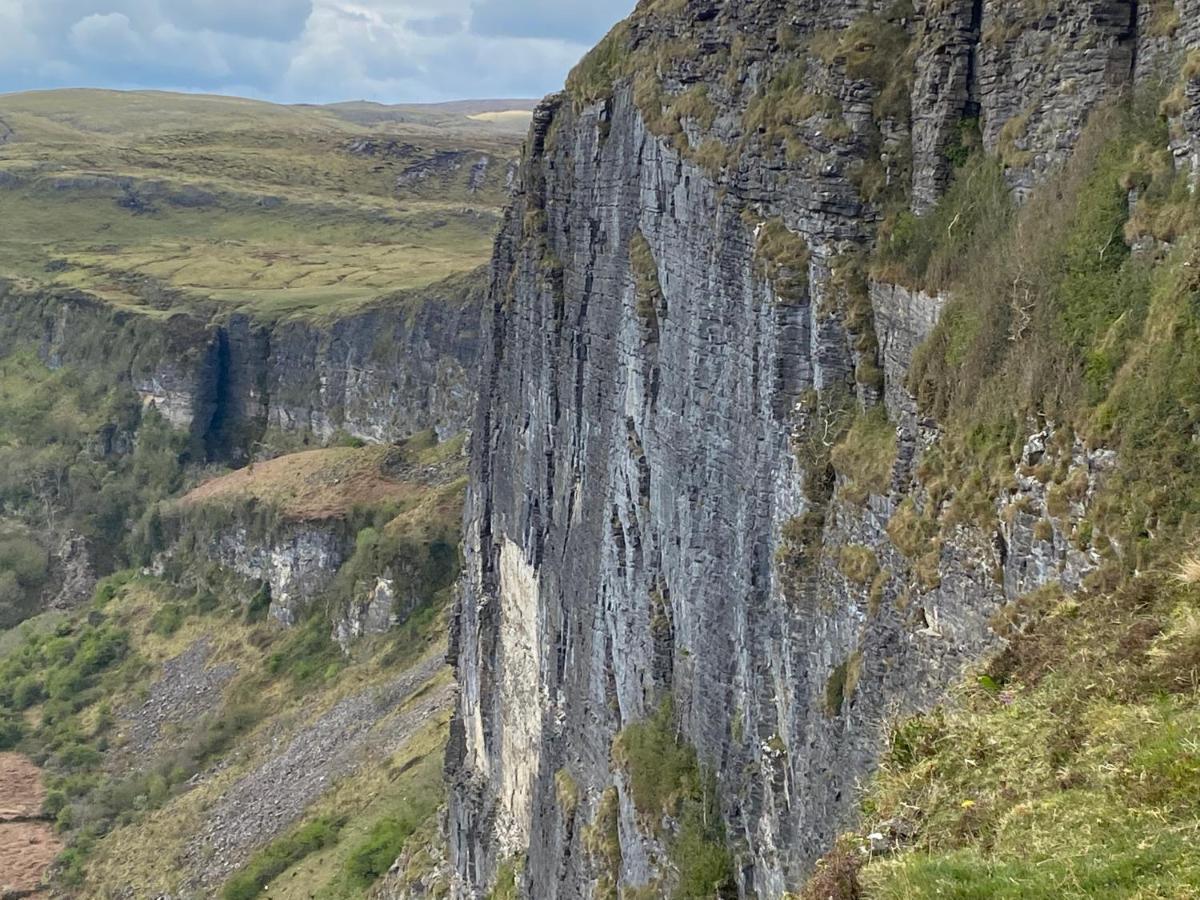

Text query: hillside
(0, 88), (505, 898)
(0, 89), (531, 319)
(0, 391), (466, 897)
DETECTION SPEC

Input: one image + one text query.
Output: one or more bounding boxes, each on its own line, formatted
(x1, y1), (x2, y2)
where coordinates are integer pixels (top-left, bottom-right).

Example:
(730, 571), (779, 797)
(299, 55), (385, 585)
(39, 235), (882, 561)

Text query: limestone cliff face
(0, 271), (482, 459)
(448, 1), (1200, 897)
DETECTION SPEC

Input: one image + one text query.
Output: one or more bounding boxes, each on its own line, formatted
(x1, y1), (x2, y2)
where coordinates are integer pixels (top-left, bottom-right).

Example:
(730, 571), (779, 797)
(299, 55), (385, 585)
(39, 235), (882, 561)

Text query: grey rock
(120, 638), (237, 756)
(0, 271), (483, 459)
(444, 1), (1199, 897)
(180, 653), (450, 893)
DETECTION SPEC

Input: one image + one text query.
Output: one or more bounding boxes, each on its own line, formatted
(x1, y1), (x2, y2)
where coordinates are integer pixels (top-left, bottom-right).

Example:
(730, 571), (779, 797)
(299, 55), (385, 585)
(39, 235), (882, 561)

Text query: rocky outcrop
(974, 0), (1138, 196)
(0, 270), (483, 459)
(209, 522), (349, 625)
(910, 0), (982, 212)
(447, 1), (1200, 898)
(1164, 1), (1200, 189)
(869, 280), (945, 418)
(258, 280), (482, 446)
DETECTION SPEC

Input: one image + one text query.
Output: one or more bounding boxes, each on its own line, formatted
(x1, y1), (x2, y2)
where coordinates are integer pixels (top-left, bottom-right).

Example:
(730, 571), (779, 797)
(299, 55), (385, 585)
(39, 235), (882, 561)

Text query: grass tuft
(1175, 555), (1200, 584)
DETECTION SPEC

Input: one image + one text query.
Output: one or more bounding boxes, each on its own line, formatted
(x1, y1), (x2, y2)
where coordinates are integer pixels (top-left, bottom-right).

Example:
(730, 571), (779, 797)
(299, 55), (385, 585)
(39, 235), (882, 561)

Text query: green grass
(222, 817), (346, 900)
(629, 229), (663, 330)
(236, 716), (451, 900)
(0, 89), (523, 320)
(613, 699), (703, 821)
(830, 407), (897, 504)
(859, 580), (1200, 898)
(874, 153), (1012, 291)
(0, 350), (188, 593)
(489, 857), (521, 900)
(753, 218), (811, 302)
(612, 699), (737, 899)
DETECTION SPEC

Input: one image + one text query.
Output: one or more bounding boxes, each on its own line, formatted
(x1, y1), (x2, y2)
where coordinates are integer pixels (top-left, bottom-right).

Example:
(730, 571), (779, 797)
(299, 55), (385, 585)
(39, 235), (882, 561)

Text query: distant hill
(0, 89), (528, 319)
(317, 98), (538, 133)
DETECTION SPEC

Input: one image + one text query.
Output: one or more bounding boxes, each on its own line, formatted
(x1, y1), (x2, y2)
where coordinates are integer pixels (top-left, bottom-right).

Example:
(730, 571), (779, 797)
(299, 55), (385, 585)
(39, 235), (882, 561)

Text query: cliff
(0, 270), (482, 462)
(448, 1), (1200, 897)
(164, 440), (466, 631)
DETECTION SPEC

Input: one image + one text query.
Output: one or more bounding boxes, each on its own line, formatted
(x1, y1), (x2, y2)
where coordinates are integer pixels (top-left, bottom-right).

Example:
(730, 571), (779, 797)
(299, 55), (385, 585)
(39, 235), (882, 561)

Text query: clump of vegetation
(794, 836), (865, 900)
(838, 545), (879, 585)
(613, 699), (702, 820)
(753, 217), (811, 303)
(826, 253), (884, 393)
(489, 856), (523, 900)
(1147, 0), (1182, 38)
(0, 530), (50, 628)
(824, 650), (863, 717)
(809, 2), (915, 122)
(222, 817), (345, 900)
(342, 816), (420, 888)
(629, 229), (664, 334)
(265, 611), (345, 688)
(742, 62), (846, 163)
(583, 786), (623, 899)
(830, 408), (897, 504)
(873, 154), (1012, 291)
(778, 389), (857, 589)
(613, 699), (736, 899)
(554, 767), (580, 819)
(565, 21), (634, 105)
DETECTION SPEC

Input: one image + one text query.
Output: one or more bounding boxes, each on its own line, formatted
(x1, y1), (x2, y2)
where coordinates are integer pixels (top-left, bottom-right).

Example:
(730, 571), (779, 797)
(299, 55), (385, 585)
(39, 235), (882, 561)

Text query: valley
(4, 1), (1200, 898)
(0, 88), (522, 898)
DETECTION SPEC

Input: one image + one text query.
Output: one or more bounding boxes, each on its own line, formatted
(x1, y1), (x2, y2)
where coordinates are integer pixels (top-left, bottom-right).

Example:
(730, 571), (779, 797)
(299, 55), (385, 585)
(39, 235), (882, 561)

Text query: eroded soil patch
(0, 752), (61, 896)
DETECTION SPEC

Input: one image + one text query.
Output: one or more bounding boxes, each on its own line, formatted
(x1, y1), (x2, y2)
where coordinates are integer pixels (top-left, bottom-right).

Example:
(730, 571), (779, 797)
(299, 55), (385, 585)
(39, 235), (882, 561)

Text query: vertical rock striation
(0, 270), (483, 459)
(448, 1), (1200, 897)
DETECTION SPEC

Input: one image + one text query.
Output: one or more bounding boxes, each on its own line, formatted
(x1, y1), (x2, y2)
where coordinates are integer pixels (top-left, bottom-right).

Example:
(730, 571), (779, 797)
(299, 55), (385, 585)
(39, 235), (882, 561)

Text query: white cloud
(0, 1), (38, 61)
(469, 0), (623, 43)
(0, 0), (634, 102)
(68, 12), (144, 60)
(168, 0), (315, 41)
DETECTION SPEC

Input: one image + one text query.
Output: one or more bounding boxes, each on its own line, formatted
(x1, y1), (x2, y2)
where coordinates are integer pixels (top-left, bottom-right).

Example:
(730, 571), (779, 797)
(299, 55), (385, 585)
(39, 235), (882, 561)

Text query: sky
(0, 0), (636, 104)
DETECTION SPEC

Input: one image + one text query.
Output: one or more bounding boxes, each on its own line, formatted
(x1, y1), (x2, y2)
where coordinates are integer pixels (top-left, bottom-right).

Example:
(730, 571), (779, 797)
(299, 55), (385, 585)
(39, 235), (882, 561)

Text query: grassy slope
(0, 348), (464, 896)
(0, 445), (462, 895)
(0, 89), (529, 320)
(179, 445), (436, 521)
(800, 89), (1200, 899)
(56, 577), (453, 897)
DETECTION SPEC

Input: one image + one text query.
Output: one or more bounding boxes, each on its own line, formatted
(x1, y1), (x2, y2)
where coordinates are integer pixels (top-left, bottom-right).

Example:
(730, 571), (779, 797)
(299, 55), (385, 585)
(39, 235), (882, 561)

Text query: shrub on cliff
(837, 92), (1200, 899)
(613, 699), (737, 899)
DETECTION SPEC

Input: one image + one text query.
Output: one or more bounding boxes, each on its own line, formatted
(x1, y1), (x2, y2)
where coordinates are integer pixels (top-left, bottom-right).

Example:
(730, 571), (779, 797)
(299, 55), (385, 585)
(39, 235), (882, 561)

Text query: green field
(0, 89), (532, 319)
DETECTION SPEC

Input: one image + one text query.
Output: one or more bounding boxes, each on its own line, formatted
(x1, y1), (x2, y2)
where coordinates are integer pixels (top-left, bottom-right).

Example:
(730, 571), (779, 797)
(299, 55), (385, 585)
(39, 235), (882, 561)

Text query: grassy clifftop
(0, 89), (532, 320)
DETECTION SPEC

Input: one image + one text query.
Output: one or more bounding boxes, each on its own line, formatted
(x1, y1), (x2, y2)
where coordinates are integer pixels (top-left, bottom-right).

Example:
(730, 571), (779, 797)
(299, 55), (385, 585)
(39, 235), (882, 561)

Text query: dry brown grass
(794, 837), (864, 900)
(1175, 555), (1200, 584)
(180, 446), (421, 521)
(0, 752), (46, 819)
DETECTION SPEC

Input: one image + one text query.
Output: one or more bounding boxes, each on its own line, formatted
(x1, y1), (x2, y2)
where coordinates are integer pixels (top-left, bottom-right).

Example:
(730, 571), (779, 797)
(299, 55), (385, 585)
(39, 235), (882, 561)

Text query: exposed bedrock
(0, 270), (483, 459)
(447, 1), (1200, 897)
